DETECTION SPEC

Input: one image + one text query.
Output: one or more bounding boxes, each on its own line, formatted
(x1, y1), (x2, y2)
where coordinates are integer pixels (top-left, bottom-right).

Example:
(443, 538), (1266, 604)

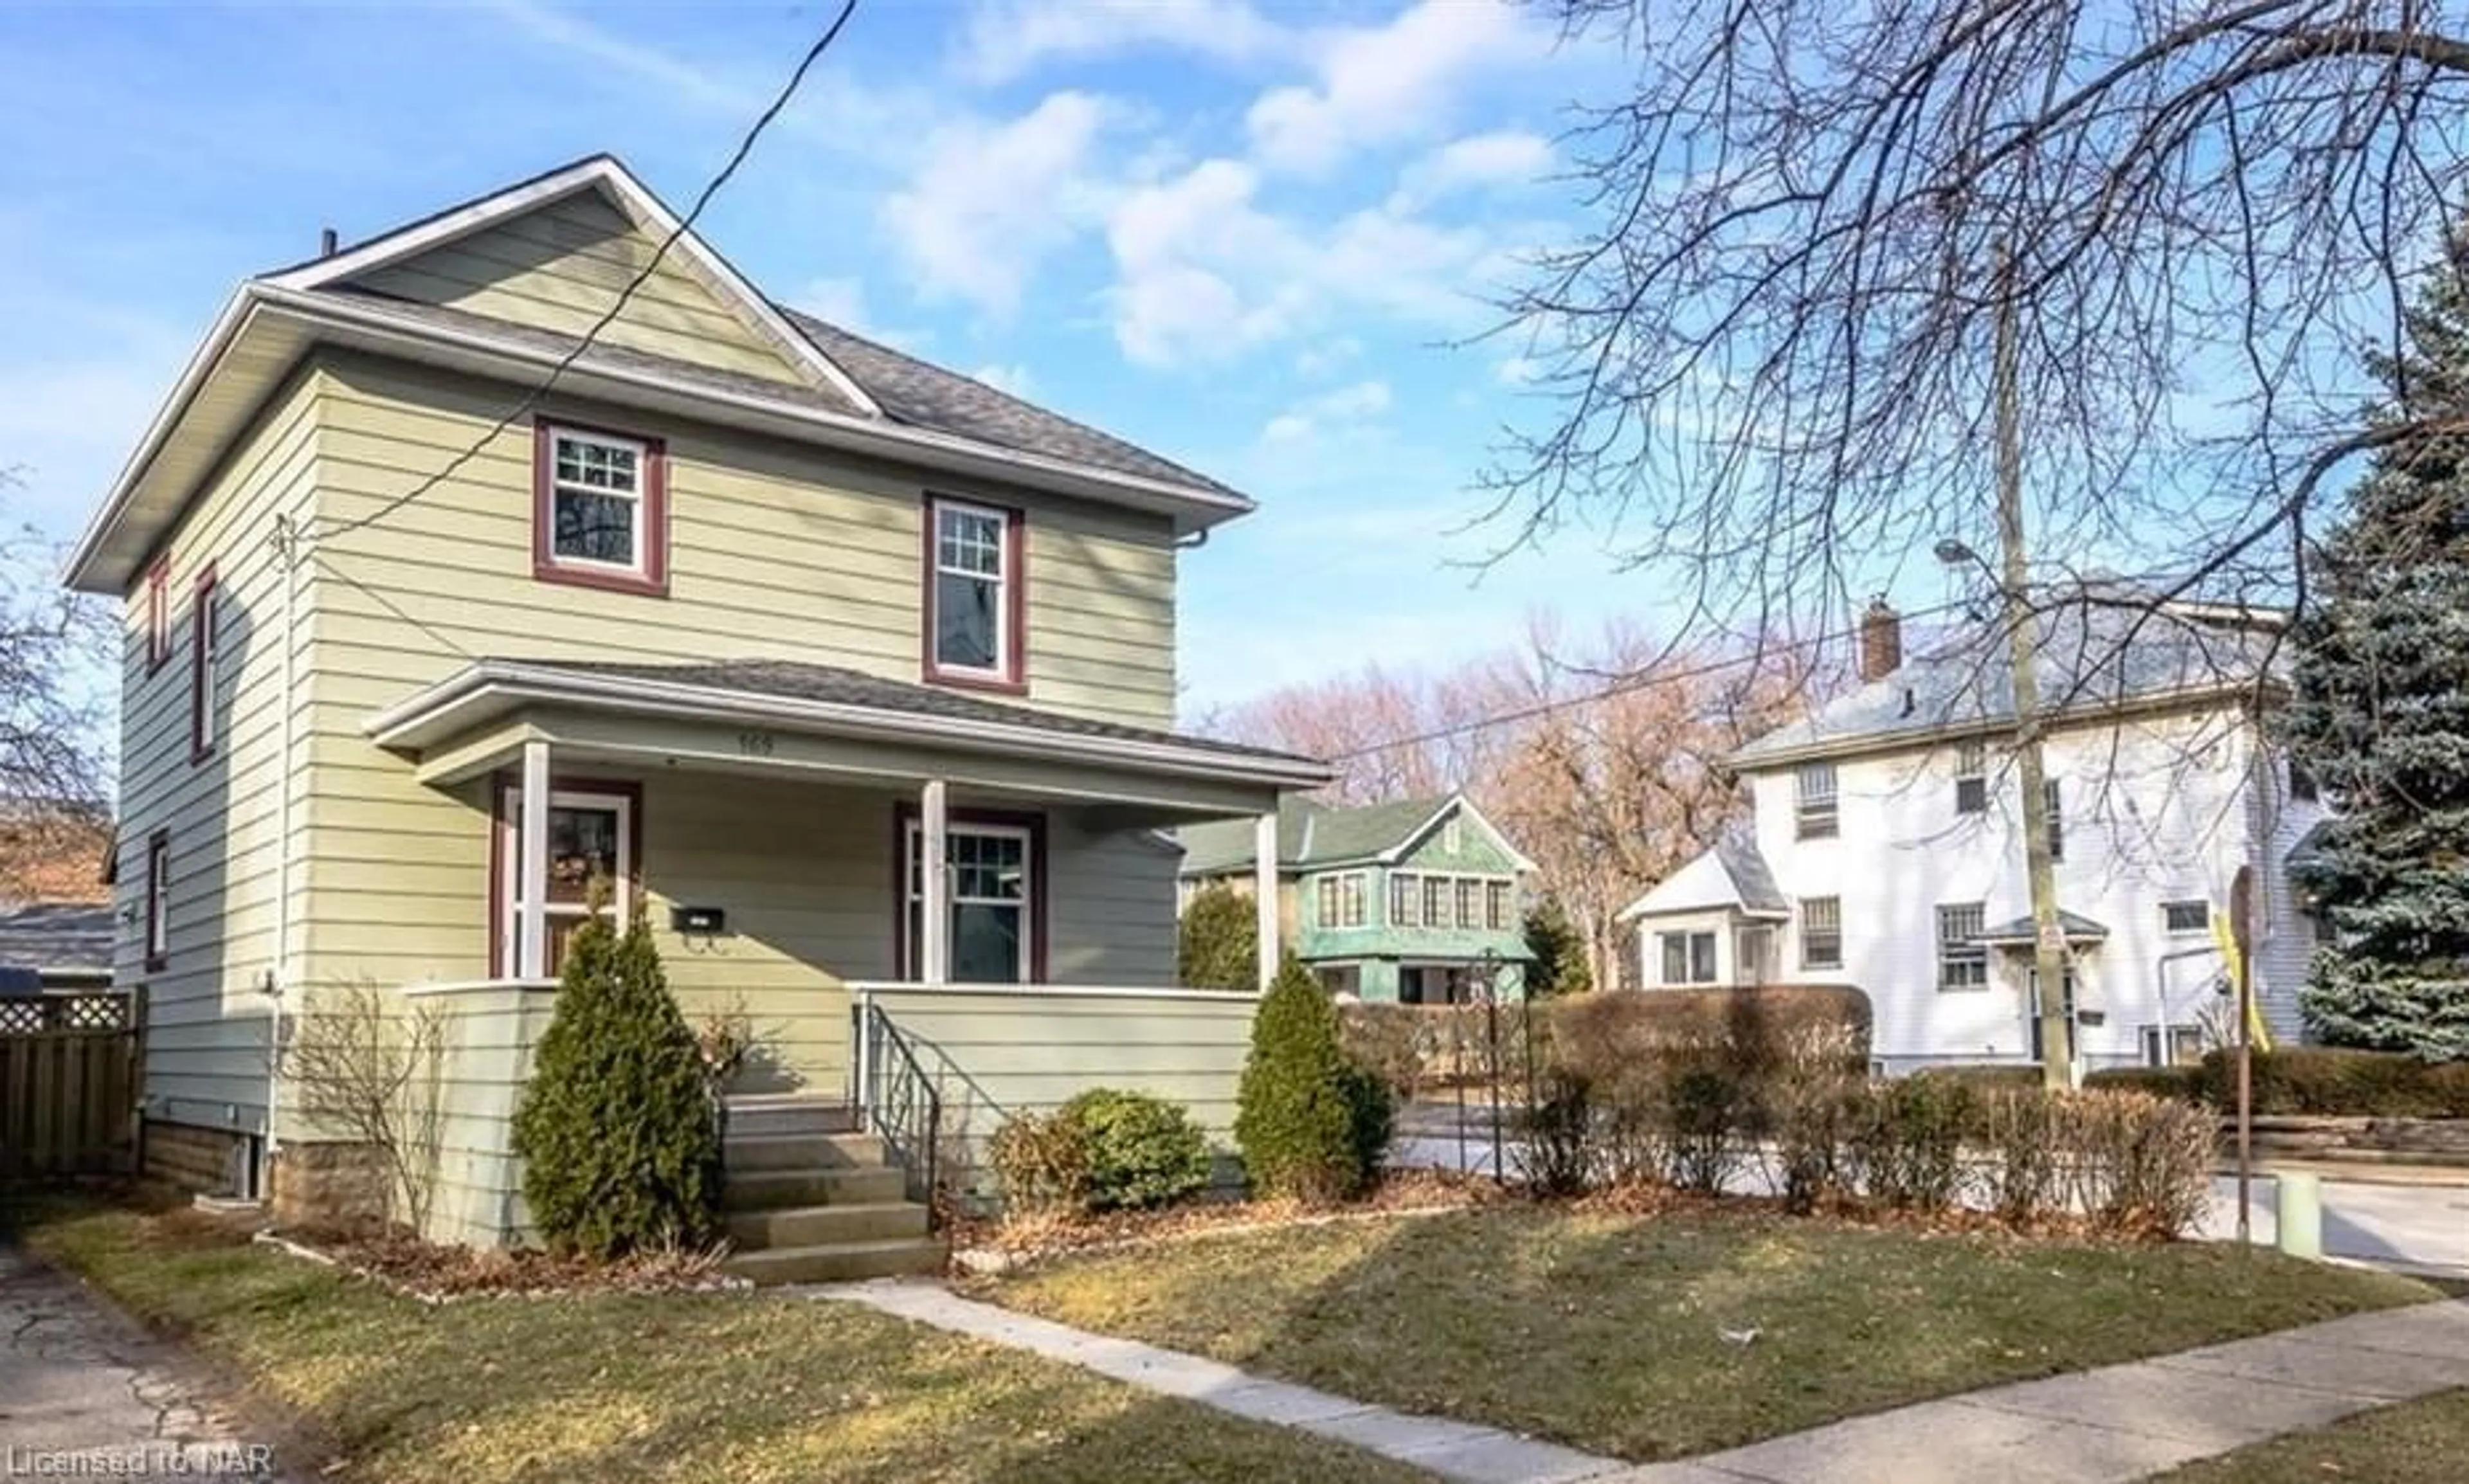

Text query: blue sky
(0, 0), (1680, 716)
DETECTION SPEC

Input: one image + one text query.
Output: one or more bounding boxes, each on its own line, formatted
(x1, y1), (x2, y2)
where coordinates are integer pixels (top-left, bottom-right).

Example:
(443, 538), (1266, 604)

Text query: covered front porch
(359, 658), (1328, 1245)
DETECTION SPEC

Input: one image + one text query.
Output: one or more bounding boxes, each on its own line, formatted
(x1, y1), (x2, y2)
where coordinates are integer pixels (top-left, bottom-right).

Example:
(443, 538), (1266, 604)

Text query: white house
(1620, 588), (2325, 1075)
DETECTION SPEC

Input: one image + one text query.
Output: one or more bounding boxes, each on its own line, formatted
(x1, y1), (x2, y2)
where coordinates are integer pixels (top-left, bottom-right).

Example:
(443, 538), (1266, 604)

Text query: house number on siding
(736, 730), (777, 757)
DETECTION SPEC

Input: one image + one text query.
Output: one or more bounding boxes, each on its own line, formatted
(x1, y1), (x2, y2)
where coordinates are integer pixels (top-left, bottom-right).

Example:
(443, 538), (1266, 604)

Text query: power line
(312, 0), (864, 545)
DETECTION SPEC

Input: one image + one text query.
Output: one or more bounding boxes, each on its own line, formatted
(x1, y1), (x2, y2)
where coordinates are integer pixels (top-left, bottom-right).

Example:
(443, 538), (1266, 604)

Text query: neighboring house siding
(118, 370), (323, 1138)
(354, 190), (806, 385)
(1742, 707), (2291, 1068)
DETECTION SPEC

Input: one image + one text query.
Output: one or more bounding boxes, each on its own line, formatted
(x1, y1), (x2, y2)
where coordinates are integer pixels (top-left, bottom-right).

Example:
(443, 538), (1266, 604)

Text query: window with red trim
(190, 566), (220, 764)
(143, 559), (171, 673)
(923, 497), (1024, 690)
(144, 830), (172, 970)
(533, 422), (667, 596)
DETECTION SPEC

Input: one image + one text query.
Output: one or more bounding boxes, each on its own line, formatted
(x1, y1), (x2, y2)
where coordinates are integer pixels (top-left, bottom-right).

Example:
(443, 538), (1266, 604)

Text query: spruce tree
(1235, 953), (1386, 1200)
(512, 898), (723, 1256)
(2284, 227), (2469, 1062)
(1523, 896), (1593, 998)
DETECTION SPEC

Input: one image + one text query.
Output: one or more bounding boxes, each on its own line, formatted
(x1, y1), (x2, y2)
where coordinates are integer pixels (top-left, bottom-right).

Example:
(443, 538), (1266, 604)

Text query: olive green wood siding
(860, 986), (1258, 1200)
(353, 190), (808, 385)
(116, 371), (323, 1141)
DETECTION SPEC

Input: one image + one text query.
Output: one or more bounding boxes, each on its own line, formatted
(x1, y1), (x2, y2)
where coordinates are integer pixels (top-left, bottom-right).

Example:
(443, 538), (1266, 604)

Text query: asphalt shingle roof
(1734, 584), (2284, 767)
(0, 903), (115, 977)
(311, 289), (1238, 500)
(1177, 794), (1455, 876)
(1714, 833), (1788, 913)
(497, 658), (1317, 766)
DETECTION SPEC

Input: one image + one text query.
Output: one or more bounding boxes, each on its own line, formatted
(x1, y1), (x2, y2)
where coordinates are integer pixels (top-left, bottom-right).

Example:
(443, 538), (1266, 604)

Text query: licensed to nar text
(5, 1444), (277, 1477)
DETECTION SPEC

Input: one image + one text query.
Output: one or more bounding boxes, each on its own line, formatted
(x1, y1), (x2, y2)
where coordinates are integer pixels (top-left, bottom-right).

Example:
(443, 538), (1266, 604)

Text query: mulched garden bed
(257, 1222), (750, 1303)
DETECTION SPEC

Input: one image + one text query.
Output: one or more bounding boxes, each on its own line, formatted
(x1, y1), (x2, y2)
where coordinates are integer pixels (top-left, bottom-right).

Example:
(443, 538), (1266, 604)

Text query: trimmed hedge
(1238, 955), (1393, 1202)
(2083, 1066), (2205, 1101)
(987, 1088), (1213, 1217)
(2195, 1048), (2469, 1118)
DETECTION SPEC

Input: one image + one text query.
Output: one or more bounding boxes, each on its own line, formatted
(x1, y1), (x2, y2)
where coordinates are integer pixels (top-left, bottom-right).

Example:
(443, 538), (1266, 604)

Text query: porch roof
(1975, 909), (2110, 946)
(365, 658), (1334, 797)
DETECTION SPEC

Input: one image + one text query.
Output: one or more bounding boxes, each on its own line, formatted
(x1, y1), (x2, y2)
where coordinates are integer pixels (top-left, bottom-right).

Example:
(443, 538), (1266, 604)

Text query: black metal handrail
(853, 999), (943, 1223)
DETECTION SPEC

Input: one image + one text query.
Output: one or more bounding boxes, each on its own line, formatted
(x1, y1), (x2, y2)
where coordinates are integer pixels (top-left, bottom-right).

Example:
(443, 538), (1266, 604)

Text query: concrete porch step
(722, 1095), (862, 1138)
(728, 1200), (929, 1249)
(723, 1132), (887, 1172)
(722, 1235), (946, 1286)
(723, 1164), (907, 1211)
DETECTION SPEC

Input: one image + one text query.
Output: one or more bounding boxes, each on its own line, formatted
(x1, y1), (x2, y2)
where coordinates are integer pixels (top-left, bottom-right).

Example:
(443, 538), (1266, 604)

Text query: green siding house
(1179, 795), (1535, 1002)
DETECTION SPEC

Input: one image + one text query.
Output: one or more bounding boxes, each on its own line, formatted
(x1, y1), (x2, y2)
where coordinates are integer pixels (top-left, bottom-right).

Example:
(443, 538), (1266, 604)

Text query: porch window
(1456, 879), (1482, 930)
(534, 422), (667, 596)
(1660, 930), (1717, 986)
(1390, 873), (1420, 928)
(1485, 880), (1512, 931)
(1316, 873), (1366, 928)
(144, 829), (171, 970)
(1795, 762), (1839, 838)
(1937, 901), (1988, 990)
(189, 566), (220, 765)
(905, 822), (1035, 982)
(1800, 895), (1843, 970)
(495, 785), (635, 977)
(925, 498), (1023, 688)
(1954, 739), (1987, 814)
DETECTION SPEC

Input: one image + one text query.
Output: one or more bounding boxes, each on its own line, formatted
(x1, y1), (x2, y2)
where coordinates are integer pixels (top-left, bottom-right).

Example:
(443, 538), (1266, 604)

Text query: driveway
(0, 1246), (287, 1479)
(1393, 1134), (2469, 1276)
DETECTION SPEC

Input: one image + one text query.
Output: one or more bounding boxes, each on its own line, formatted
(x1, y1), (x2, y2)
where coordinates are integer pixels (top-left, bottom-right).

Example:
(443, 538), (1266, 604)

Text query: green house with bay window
(1177, 793), (1535, 1002)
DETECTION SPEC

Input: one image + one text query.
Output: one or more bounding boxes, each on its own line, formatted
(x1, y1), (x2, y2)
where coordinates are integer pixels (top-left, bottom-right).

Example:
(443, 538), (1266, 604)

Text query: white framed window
(1795, 761), (1840, 838)
(144, 558), (171, 673)
(1660, 930), (1718, 985)
(927, 498), (1020, 685)
(1317, 875), (1339, 927)
(497, 786), (635, 978)
(905, 820), (1035, 983)
(1317, 873), (1366, 928)
(144, 831), (171, 968)
(1424, 876), (1450, 929)
(1937, 901), (1988, 990)
(1390, 873), (1420, 928)
(2140, 1024), (2203, 1067)
(2043, 778), (2065, 862)
(1485, 880), (1513, 932)
(535, 424), (664, 593)
(2162, 900), (2211, 935)
(1954, 739), (1987, 814)
(1456, 878), (1482, 929)
(1800, 896), (1843, 970)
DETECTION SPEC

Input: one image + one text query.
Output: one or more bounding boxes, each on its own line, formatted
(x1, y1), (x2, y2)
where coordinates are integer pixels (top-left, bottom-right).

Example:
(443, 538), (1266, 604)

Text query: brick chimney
(1858, 598), (1902, 682)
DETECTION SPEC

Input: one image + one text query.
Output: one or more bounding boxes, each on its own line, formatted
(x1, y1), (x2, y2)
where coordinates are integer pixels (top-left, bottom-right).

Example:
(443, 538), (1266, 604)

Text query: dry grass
(2153, 1386), (2469, 1482)
(975, 1200), (2446, 1463)
(9, 1194), (1431, 1484)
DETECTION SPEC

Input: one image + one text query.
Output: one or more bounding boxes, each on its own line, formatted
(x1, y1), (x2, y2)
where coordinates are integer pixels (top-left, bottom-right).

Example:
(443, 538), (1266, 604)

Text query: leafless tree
(1496, 1), (2469, 637)
(0, 472), (114, 901)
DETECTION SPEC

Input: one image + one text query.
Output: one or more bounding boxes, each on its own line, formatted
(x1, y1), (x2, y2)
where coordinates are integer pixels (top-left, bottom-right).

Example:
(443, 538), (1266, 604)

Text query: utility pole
(1993, 241), (2074, 1090)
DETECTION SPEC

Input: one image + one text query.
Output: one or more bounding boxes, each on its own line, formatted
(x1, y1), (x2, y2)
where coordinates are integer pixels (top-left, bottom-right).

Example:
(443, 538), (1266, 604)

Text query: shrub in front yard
(988, 1107), (1093, 1217)
(1060, 1089), (1213, 1212)
(2193, 1046), (2469, 1117)
(2065, 1091), (2217, 1238)
(1176, 880), (1258, 992)
(1849, 1074), (1973, 1210)
(1238, 954), (1385, 1202)
(512, 902), (721, 1258)
(2083, 1066), (2206, 1102)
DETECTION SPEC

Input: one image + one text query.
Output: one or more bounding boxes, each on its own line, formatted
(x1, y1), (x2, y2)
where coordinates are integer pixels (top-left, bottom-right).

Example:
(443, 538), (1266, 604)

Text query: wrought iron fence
(851, 999), (944, 1220)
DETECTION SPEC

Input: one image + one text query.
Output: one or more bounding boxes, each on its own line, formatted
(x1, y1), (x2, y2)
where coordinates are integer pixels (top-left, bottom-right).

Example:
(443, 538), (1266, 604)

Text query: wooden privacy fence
(1, 988), (143, 1180)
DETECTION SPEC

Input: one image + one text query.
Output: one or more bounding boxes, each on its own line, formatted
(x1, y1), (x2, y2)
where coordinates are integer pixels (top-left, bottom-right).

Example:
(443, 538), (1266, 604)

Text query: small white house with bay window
(1621, 589), (2326, 1075)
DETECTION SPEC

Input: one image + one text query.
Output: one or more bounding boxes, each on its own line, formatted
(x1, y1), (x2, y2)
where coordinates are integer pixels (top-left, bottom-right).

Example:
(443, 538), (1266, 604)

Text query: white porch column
(1254, 808), (1281, 990)
(920, 778), (950, 984)
(516, 738), (551, 980)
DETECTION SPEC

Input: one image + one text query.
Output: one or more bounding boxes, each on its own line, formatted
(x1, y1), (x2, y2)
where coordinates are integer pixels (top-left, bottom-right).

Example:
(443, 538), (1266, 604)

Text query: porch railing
(851, 998), (943, 1220)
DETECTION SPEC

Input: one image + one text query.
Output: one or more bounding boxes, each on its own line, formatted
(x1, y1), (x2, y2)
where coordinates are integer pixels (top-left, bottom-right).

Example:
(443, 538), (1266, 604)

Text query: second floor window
(1486, 880), (1513, 931)
(1424, 876), (1450, 928)
(1390, 873), (1419, 928)
(1795, 761), (1839, 838)
(534, 423), (667, 596)
(1955, 739), (1987, 814)
(1800, 895), (1843, 970)
(1316, 873), (1366, 928)
(927, 498), (1022, 687)
(2043, 778), (2065, 862)
(144, 558), (171, 673)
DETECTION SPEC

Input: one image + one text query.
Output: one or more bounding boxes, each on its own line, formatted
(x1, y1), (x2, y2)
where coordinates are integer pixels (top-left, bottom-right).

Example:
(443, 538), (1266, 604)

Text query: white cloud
(1245, 1), (1549, 177)
(972, 363), (1035, 397)
(1393, 129), (1553, 208)
(1493, 354), (1543, 386)
(795, 276), (873, 329)
(1260, 379), (1392, 443)
(880, 91), (1118, 315)
(1295, 336), (1364, 378)
(956, 0), (1290, 84)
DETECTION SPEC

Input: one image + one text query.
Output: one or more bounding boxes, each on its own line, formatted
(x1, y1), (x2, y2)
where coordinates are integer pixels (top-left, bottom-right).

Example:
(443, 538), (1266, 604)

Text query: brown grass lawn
(2151, 1386), (2469, 1483)
(973, 1202), (2445, 1464)
(6, 1195), (1429, 1484)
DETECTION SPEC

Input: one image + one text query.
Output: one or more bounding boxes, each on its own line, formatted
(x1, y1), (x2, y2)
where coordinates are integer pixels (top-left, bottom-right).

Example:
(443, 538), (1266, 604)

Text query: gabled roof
(1732, 582), (2284, 769)
(1617, 831), (1788, 920)
(67, 156), (1255, 592)
(1175, 792), (1535, 877)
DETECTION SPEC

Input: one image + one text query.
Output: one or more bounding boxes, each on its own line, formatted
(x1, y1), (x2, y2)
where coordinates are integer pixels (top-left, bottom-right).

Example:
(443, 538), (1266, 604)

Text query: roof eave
(366, 661), (1335, 792)
(1728, 681), (2274, 771)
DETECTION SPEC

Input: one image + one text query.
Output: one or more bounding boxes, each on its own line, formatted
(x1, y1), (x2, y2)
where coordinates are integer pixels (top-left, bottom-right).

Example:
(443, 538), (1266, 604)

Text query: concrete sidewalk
(1616, 1299), (2469, 1483)
(824, 1274), (2469, 1484)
